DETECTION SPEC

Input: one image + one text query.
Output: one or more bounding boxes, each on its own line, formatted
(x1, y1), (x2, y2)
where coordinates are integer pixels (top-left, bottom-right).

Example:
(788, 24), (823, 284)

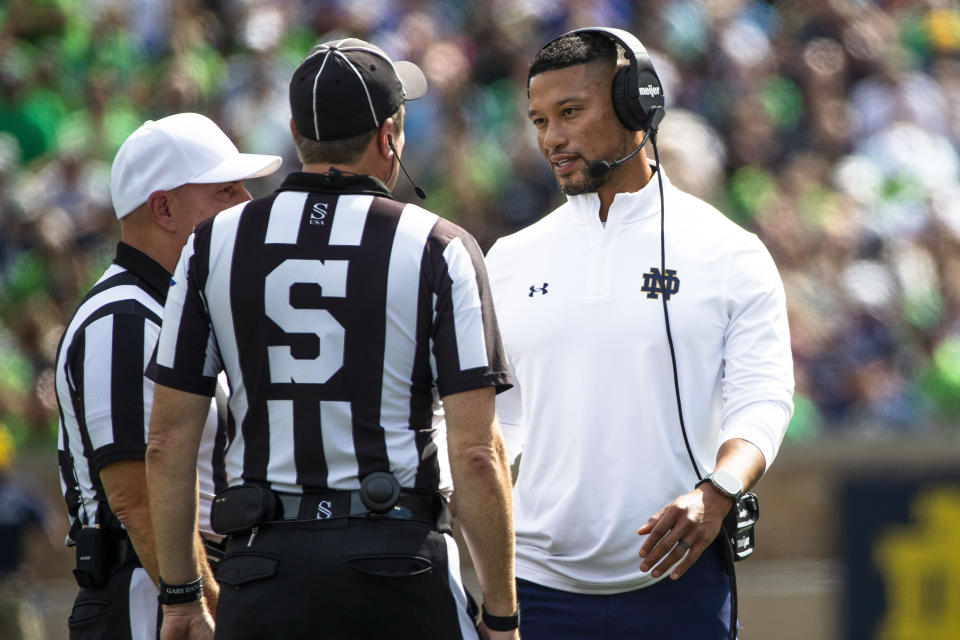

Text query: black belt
(273, 489), (444, 525)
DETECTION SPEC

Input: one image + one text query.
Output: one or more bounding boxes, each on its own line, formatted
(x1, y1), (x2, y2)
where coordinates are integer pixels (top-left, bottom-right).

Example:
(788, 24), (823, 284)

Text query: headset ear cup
(613, 67), (640, 131)
(611, 66), (645, 131)
(547, 27), (663, 131)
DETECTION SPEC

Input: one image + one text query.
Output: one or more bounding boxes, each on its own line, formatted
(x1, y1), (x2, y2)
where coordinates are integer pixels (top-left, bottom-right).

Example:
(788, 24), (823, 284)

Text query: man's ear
(147, 190), (177, 233)
(379, 118), (397, 160)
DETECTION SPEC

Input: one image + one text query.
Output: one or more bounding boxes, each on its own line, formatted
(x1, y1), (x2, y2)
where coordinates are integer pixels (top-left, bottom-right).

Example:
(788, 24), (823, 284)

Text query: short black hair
(527, 32), (622, 87)
(294, 104), (405, 165)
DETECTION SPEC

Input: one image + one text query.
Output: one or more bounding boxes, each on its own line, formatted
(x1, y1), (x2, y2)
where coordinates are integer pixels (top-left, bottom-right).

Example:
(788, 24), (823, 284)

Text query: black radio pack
(73, 526), (109, 589)
(724, 492), (760, 562)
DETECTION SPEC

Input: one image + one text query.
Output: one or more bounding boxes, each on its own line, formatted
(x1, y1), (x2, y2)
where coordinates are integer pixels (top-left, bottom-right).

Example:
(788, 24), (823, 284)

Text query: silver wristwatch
(699, 469), (743, 501)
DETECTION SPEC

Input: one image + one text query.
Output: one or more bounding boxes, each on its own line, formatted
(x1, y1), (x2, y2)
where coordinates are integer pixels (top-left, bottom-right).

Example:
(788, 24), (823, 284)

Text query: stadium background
(1, 0), (959, 638)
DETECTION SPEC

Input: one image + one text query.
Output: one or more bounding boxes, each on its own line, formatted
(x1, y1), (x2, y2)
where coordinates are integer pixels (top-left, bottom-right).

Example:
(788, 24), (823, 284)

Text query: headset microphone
(387, 136), (427, 200)
(586, 129), (651, 179)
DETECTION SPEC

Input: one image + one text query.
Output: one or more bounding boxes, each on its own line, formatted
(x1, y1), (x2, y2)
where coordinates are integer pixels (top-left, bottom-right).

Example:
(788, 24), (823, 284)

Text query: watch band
(697, 472), (742, 501)
(481, 603), (520, 632)
(158, 576), (203, 605)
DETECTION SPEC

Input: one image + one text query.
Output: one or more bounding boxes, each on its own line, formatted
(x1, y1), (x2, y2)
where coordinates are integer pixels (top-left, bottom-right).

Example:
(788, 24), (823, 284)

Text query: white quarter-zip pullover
(486, 166), (794, 594)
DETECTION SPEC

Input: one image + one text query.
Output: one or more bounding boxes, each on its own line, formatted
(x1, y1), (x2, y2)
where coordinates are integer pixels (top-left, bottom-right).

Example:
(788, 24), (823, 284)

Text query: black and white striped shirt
(56, 243), (227, 543)
(149, 172), (510, 495)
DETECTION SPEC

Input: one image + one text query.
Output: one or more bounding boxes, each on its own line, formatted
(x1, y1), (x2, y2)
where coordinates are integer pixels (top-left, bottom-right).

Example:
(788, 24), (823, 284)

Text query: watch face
(712, 469), (742, 497)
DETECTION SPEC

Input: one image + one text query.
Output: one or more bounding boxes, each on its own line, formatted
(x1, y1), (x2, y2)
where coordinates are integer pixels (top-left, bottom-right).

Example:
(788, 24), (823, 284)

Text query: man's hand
(639, 439), (767, 580)
(160, 600), (214, 640)
(636, 484), (732, 580)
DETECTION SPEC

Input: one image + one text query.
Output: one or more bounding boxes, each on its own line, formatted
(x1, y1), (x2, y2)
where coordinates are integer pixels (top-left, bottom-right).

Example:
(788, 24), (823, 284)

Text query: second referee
(145, 39), (518, 640)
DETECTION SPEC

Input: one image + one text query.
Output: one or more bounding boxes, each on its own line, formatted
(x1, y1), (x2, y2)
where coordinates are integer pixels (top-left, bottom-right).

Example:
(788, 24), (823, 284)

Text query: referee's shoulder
(67, 268), (163, 327)
(400, 200), (478, 247)
(397, 200), (442, 227)
(196, 198), (255, 235)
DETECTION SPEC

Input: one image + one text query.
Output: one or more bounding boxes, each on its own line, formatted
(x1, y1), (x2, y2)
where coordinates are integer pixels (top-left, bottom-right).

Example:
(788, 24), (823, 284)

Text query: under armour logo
(316, 499), (334, 519)
(641, 268), (680, 300)
(529, 283), (549, 297)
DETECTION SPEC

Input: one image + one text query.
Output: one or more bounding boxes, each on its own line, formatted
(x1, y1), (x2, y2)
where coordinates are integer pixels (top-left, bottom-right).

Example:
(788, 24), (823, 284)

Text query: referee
(145, 39), (519, 640)
(55, 113), (280, 640)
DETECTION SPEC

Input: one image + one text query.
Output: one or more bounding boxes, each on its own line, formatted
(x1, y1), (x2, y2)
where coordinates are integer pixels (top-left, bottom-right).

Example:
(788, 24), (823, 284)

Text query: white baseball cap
(110, 112), (282, 219)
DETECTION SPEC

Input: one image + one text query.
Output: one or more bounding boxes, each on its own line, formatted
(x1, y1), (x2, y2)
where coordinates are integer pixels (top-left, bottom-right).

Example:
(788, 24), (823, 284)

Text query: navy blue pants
(517, 539), (733, 639)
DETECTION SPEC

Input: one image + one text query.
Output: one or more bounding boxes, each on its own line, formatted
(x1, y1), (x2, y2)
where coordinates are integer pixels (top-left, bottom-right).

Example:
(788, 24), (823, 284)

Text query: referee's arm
(100, 460), (160, 583)
(101, 459), (218, 614)
(146, 384), (217, 634)
(444, 386), (518, 635)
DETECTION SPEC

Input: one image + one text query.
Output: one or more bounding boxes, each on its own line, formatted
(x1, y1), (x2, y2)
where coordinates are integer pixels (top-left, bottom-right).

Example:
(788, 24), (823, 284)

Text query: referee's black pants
(68, 564), (159, 640)
(214, 517), (479, 639)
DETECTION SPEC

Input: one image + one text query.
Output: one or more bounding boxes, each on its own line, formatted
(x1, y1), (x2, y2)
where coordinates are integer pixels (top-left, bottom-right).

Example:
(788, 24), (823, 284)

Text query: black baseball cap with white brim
(289, 38), (427, 141)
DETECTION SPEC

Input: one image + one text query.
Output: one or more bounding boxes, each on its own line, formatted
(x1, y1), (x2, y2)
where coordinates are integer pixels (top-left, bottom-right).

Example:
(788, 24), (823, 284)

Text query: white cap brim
(190, 152), (282, 184)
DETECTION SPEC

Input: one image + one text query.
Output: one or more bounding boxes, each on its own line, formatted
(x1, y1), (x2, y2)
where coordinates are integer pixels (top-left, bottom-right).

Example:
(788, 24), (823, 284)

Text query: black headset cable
(651, 133), (739, 640)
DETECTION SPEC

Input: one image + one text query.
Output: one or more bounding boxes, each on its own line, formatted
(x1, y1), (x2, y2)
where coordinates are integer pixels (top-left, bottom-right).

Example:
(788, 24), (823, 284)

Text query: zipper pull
(246, 526), (258, 548)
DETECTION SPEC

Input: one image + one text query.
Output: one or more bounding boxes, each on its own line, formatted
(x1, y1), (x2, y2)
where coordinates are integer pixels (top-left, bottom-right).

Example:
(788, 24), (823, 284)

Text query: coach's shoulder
(487, 203), (567, 262)
(674, 189), (758, 242)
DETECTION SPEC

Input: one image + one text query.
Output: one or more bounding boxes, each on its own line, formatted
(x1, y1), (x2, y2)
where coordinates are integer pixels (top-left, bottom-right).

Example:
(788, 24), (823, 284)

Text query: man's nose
(542, 121), (568, 154)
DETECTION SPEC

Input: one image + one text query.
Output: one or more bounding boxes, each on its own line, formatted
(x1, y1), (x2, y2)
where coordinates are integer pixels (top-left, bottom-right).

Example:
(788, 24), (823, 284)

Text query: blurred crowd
(1, 0), (959, 448)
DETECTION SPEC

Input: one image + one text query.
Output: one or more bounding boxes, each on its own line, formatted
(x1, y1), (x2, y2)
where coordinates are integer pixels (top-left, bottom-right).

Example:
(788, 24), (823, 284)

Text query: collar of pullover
(564, 162), (672, 228)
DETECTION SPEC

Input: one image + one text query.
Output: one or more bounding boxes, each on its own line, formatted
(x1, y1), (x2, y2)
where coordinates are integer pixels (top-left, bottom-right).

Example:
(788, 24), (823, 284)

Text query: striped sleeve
(150, 228), (221, 396)
(428, 219), (512, 397)
(65, 311), (153, 471)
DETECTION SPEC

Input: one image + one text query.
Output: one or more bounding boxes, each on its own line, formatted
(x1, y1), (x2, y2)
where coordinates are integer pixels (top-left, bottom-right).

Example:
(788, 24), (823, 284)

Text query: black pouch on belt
(211, 485), (278, 535)
(73, 527), (109, 589)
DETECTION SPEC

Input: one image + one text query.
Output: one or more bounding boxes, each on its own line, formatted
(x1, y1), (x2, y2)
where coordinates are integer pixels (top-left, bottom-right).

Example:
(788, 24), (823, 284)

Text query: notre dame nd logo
(873, 487), (960, 639)
(641, 267), (680, 300)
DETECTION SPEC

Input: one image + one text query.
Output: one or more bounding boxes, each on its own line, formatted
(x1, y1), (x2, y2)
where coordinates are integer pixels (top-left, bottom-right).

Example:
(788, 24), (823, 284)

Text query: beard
(555, 138), (640, 196)
(557, 166), (605, 196)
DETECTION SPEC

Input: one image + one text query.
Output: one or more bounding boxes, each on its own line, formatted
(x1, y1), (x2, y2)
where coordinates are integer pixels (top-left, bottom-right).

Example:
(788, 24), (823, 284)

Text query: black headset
(550, 26), (666, 133)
